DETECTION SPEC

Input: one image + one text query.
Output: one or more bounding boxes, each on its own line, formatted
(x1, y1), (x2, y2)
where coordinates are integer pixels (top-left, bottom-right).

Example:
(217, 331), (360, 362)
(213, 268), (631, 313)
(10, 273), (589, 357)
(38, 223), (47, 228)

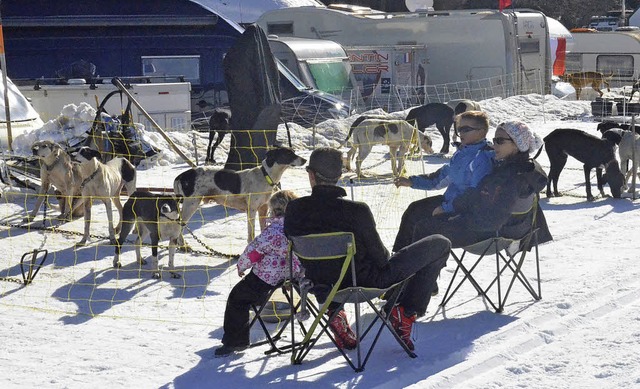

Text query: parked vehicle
(1, 0), (349, 129)
(566, 30), (640, 87)
(257, 5), (554, 100)
(17, 77), (192, 131)
(267, 35), (361, 106)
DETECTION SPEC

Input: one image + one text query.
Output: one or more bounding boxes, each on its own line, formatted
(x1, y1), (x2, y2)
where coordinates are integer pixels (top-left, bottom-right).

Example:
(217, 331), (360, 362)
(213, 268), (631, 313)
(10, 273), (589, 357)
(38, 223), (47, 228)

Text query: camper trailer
(257, 5), (553, 102)
(565, 30), (640, 88)
(268, 35), (426, 111)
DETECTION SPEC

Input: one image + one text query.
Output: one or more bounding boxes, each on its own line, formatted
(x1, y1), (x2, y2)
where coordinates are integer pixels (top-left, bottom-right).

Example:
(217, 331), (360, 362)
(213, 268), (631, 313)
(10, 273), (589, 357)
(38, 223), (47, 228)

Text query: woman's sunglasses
(457, 125), (479, 134)
(493, 137), (514, 145)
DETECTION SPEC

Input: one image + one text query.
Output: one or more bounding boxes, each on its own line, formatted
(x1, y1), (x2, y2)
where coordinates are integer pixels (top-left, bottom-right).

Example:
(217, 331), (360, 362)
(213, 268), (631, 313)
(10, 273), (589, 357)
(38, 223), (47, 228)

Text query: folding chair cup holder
(440, 228), (542, 313)
(287, 232), (417, 373)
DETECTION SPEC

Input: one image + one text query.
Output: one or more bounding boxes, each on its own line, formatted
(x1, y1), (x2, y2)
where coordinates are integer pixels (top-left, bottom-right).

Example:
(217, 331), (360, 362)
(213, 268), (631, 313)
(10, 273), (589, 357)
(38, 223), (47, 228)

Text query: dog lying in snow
(26, 140), (83, 221)
(345, 118), (433, 177)
(114, 191), (183, 279)
(72, 147), (137, 245)
(543, 128), (624, 201)
(173, 146), (306, 243)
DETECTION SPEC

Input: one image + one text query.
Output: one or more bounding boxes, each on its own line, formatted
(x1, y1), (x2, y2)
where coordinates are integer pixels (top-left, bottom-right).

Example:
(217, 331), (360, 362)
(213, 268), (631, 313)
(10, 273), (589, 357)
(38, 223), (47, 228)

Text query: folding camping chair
(247, 281), (299, 355)
(288, 232), (416, 373)
(439, 199), (542, 313)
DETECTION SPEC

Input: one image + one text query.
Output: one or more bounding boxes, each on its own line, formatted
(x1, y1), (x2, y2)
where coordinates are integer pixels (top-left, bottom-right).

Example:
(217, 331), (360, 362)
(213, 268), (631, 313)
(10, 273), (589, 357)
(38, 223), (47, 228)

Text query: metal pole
(0, 2), (13, 152)
(631, 116), (636, 200)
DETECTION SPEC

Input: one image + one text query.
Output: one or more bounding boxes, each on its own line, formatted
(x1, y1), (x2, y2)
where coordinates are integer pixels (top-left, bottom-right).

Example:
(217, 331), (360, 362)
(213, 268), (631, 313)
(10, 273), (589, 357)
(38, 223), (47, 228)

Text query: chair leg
(249, 285), (299, 355)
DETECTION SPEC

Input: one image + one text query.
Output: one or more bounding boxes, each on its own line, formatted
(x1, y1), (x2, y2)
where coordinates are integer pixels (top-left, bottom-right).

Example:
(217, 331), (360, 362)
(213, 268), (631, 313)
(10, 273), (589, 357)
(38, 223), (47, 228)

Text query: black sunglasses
(457, 125), (479, 134)
(493, 137), (514, 145)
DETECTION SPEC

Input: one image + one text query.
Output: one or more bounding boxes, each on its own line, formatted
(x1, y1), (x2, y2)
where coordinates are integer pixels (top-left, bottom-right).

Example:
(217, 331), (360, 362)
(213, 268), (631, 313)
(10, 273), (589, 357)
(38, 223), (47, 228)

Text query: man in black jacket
(284, 147), (451, 351)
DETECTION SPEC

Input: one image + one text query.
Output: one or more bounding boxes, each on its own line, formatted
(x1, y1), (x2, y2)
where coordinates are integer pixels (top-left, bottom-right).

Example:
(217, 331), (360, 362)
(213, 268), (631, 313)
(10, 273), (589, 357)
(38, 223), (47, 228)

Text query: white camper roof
(268, 36), (348, 60)
(189, 0), (324, 25)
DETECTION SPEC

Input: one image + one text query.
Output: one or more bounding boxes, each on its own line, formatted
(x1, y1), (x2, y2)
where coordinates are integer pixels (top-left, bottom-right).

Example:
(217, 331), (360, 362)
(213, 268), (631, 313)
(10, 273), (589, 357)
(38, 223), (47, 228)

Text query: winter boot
(327, 309), (357, 350)
(389, 305), (417, 351)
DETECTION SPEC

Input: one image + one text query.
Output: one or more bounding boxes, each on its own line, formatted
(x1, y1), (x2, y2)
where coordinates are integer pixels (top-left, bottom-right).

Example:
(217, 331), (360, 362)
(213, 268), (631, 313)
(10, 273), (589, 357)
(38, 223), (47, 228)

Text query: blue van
(1, 0), (349, 127)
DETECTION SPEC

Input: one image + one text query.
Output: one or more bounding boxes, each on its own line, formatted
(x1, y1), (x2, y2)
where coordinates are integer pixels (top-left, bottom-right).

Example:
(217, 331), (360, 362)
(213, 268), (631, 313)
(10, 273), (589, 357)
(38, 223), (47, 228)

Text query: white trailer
(257, 5), (552, 102)
(566, 30), (640, 88)
(18, 79), (192, 132)
(267, 36), (362, 107)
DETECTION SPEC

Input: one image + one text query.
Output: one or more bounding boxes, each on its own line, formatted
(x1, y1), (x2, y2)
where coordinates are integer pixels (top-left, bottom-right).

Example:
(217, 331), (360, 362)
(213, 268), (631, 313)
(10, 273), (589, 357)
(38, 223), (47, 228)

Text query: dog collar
(261, 165), (277, 187)
(160, 213), (185, 226)
(44, 156), (61, 172)
(79, 167), (100, 190)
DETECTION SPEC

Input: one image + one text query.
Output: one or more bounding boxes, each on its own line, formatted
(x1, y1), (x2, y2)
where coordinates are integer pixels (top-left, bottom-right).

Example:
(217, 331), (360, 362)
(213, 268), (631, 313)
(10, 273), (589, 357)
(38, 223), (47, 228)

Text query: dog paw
(152, 271), (162, 279)
(113, 261), (122, 269)
(170, 272), (181, 279)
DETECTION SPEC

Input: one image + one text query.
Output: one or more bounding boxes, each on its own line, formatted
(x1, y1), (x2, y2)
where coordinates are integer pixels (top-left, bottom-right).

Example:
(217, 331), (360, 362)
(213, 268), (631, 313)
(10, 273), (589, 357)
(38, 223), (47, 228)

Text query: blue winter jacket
(409, 140), (495, 213)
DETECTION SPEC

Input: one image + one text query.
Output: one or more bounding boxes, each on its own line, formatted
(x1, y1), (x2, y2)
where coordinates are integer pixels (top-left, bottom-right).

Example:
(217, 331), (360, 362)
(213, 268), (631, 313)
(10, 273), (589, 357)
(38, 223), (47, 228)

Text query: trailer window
(267, 23), (294, 35)
(142, 56), (200, 84)
(564, 53), (582, 73)
(306, 60), (353, 94)
(596, 55), (634, 78)
(519, 39), (540, 54)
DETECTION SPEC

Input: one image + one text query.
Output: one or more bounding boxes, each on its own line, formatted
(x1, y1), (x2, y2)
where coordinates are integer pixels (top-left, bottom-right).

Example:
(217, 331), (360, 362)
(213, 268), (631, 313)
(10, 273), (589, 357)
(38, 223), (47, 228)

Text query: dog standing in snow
(114, 191), (183, 279)
(73, 147), (137, 245)
(345, 118), (433, 177)
(26, 140), (84, 222)
(173, 146), (306, 242)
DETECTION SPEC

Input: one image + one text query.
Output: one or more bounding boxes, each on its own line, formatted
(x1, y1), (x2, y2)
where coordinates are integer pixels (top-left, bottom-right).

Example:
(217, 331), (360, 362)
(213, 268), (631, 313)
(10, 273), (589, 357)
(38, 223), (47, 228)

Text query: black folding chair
(247, 282), (299, 355)
(288, 232), (416, 372)
(440, 200), (542, 313)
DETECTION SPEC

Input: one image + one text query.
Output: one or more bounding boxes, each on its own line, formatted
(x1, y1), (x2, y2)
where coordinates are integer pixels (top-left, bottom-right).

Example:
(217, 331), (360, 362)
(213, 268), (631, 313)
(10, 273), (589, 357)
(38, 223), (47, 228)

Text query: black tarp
(223, 24), (281, 171)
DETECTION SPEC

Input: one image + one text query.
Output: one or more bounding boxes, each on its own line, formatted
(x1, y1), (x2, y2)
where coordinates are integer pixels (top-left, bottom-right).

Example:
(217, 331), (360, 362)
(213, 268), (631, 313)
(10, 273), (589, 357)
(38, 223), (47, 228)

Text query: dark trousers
(221, 271), (274, 347)
(367, 234), (451, 317)
(413, 215), (493, 249)
(393, 195), (444, 252)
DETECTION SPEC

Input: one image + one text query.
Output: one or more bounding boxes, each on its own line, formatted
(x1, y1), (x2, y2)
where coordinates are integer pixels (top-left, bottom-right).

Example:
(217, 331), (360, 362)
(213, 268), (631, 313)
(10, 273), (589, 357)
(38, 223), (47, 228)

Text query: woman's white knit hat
(498, 121), (543, 154)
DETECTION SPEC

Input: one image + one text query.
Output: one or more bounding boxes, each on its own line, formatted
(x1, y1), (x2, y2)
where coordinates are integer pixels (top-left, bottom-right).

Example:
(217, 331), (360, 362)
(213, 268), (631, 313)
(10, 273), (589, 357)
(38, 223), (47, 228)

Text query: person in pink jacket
(215, 190), (303, 357)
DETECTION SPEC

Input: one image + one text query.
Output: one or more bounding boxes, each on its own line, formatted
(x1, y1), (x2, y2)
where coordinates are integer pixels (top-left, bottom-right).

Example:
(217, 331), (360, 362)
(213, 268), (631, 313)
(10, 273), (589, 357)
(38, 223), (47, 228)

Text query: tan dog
(72, 150), (137, 246)
(345, 118), (433, 177)
(559, 71), (612, 100)
(173, 147), (306, 243)
(26, 140), (83, 222)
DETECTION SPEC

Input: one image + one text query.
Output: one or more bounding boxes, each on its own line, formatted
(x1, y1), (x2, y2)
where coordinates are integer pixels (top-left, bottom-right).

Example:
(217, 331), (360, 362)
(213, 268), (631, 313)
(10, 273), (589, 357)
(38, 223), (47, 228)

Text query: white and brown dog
(345, 118), (433, 177)
(114, 191), (183, 279)
(26, 140), (83, 222)
(173, 146), (306, 242)
(73, 147), (137, 246)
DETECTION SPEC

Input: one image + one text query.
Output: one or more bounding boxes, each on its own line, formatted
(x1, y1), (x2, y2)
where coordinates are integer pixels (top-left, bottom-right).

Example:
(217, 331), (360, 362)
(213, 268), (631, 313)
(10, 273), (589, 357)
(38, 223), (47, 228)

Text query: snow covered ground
(1, 93), (640, 388)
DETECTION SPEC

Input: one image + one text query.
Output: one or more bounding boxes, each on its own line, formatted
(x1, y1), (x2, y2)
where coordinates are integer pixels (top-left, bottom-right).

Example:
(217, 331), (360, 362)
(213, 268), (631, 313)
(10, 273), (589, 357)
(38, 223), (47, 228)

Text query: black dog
(114, 191), (183, 279)
(206, 107), (232, 164)
(544, 128), (624, 201)
(405, 103), (454, 154)
(596, 121), (640, 136)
